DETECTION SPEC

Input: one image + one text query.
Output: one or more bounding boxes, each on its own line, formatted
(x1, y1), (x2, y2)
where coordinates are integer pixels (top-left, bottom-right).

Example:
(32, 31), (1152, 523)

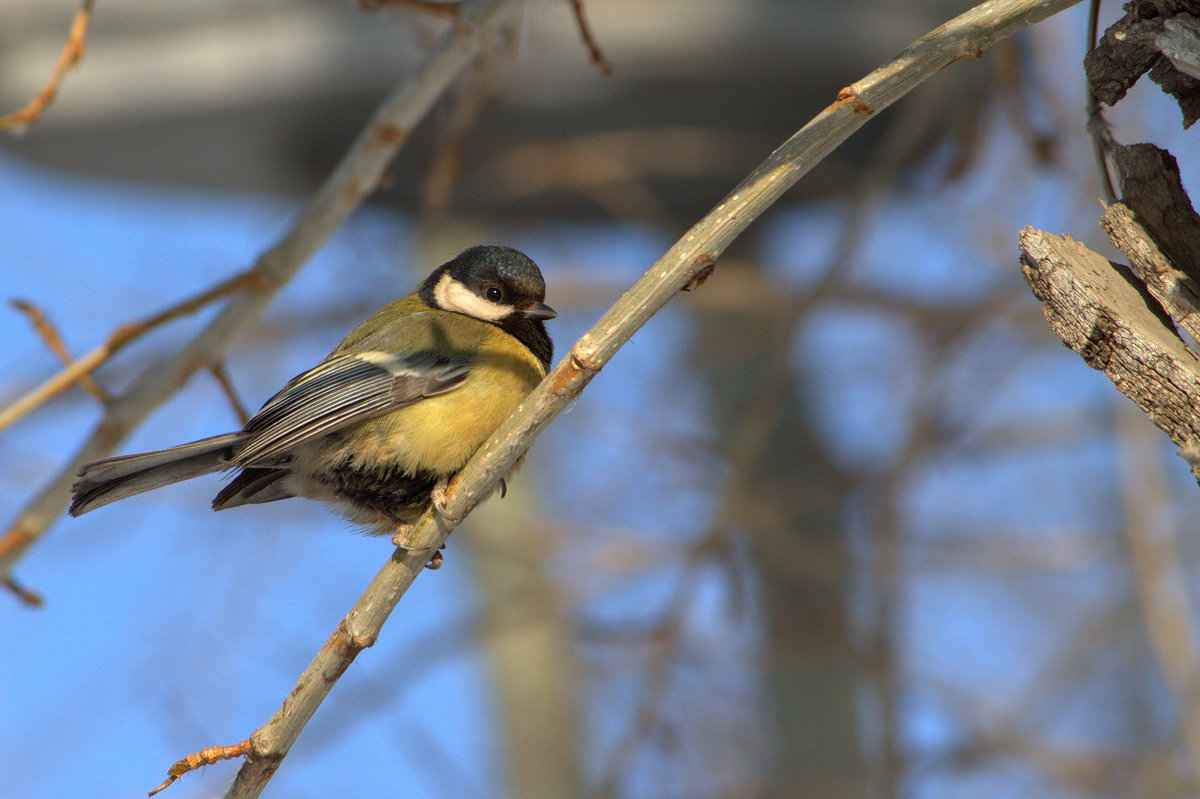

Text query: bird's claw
(391, 522), (417, 551)
(391, 514), (446, 569)
(430, 476), (462, 526)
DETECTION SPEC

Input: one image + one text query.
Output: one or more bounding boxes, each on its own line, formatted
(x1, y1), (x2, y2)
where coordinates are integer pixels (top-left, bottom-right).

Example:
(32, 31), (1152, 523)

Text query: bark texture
(1019, 143), (1200, 481)
(1085, 1), (1200, 126)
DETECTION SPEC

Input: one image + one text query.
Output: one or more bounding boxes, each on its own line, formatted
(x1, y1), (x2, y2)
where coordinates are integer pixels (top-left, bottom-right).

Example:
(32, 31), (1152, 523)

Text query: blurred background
(3, 1), (1200, 798)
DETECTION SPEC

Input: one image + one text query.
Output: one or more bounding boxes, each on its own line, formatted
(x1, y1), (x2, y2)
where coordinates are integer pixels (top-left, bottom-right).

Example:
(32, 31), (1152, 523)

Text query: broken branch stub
(1019, 227), (1200, 482)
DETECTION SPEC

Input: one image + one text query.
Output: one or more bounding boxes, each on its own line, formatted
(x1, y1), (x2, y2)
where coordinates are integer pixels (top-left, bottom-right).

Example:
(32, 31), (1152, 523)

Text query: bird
(70, 245), (555, 566)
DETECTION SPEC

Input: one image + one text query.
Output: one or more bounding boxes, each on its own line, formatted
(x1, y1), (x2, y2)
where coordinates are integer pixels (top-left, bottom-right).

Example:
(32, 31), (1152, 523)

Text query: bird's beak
(524, 302), (557, 320)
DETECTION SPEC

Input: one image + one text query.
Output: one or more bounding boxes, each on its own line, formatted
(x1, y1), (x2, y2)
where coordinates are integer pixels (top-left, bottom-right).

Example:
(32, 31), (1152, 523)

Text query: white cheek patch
(433, 273), (513, 322)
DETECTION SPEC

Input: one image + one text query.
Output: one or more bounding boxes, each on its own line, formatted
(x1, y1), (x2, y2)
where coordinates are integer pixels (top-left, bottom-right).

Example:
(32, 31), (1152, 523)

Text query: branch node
(0, 522), (37, 563)
(372, 122), (411, 149)
(108, 321), (150, 350)
(569, 348), (601, 375)
(683, 253), (717, 291)
(831, 85), (874, 115)
(336, 617), (379, 653)
(545, 347), (601, 396)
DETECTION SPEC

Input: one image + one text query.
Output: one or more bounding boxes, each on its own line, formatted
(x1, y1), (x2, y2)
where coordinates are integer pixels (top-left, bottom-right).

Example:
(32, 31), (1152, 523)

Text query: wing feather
(234, 351), (468, 466)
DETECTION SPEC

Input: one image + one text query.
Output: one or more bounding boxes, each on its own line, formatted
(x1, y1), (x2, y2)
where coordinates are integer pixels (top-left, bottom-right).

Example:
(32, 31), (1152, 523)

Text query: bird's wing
(234, 351), (468, 466)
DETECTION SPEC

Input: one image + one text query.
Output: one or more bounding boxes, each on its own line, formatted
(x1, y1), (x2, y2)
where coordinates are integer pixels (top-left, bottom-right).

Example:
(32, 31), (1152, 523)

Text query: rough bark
(1085, 1), (1200, 126)
(1021, 140), (1200, 481)
(1020, 226), (1200, 478)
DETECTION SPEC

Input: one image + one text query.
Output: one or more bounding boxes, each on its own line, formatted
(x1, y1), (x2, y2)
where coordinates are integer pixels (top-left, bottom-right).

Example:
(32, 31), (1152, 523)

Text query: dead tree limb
(1020, 144), (1200, 479)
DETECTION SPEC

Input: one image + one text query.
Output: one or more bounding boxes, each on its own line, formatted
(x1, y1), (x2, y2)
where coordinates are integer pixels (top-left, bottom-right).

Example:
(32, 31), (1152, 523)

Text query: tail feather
(70, 433), (249, 516)
(212, 467), (295, 510)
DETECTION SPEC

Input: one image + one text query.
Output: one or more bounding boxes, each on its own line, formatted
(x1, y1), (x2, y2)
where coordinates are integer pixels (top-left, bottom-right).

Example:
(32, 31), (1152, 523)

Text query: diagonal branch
(205, 2), (1085, 796)
(1116, 403), (1200, 781)
(0, 269), (258, 437)
(569, 0), (612, 76)
(0, 0), (527, 589)
(9, 298), (108, 404)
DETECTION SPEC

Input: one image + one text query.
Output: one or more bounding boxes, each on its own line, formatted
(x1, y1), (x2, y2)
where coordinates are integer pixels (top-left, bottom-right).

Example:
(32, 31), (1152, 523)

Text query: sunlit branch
(0, 0), (95, 133)
(0, 270), (258, 437)
(9, 298), (107, 403)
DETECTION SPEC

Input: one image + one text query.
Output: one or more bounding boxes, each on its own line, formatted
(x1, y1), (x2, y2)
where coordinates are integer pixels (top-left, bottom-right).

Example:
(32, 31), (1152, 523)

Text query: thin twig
(0, 270), (260, 437)
(2, 575), (43, 607)
(421, 54), (496, 220)
(207, 362), (251, 426)
(0, 0), (529, 588)
(1085, 0), (1117, 202)
(569, 0), (612, 76)
(198, 3), (1085, 797)
(593, 540), (721, 798)
(149, 740), (252, 797)
(0, 0), (95, 133)
(10, 299), (107, 403)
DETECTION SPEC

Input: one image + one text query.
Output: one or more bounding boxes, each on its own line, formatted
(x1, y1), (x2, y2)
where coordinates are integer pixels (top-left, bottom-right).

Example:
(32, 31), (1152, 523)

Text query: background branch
(0, 269), (256, 437)
(0, 0), (94, 133)
(1116, 403), (1200, 780)
(9, 298), (107, 403)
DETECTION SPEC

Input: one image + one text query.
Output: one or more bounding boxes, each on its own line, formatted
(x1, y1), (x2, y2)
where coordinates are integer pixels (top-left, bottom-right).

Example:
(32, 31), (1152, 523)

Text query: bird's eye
(486, 286), (503, 302)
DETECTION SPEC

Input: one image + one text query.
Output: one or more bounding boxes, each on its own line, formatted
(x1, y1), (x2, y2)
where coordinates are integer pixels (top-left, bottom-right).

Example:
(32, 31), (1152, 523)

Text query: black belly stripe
(325, 462), (439, 517)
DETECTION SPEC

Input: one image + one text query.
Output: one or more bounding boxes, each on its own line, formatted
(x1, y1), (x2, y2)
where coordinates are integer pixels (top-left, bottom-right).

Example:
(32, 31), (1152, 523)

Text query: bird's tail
(69, 432), (249, 516)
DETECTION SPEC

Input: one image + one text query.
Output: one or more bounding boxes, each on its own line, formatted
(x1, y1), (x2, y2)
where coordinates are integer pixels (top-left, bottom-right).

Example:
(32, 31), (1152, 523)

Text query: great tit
(70, 245), (555, 558)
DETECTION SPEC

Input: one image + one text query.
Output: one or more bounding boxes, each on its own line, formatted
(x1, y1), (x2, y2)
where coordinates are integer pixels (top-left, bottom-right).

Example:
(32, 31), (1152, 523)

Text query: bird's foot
(430, 476), (462, 526)
(386, 510), (445, 570)
(390, 522), (417, 551)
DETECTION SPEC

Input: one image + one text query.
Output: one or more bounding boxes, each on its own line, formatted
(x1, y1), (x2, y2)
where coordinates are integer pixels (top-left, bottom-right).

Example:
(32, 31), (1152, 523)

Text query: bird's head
(422, 245), (556, 324)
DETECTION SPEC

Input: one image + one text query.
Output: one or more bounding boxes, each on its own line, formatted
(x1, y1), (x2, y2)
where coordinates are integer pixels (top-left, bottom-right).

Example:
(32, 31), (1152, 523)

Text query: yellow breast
(327, 295), (546, 474)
